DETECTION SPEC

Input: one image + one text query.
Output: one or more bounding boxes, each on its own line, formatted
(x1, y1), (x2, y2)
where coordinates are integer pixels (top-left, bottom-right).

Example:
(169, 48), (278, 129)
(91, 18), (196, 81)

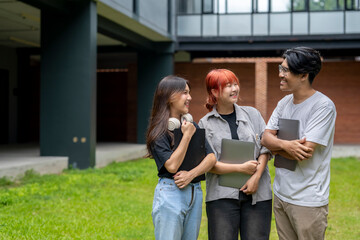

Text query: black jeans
(206, 192), (272, 240)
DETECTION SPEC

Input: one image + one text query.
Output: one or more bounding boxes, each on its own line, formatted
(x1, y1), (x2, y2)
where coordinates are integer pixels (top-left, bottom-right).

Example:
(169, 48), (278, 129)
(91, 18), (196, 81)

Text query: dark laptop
(173, 128), (206, 182)
(274, 118), (300, 171)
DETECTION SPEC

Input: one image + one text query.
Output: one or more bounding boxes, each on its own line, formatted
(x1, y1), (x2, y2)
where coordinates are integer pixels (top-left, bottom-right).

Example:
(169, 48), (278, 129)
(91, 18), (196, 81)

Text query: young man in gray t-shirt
(261, 47), (336, 240)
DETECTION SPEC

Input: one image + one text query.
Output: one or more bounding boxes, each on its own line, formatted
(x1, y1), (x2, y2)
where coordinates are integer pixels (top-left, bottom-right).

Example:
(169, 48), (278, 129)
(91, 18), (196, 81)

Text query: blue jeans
(152, 178), (203, 240)
(206, 192), (272, 240)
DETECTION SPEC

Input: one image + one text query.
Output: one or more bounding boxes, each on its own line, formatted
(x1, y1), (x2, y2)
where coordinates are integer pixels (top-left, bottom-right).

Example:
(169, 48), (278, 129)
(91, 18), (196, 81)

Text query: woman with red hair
(199, 69), (272, 240)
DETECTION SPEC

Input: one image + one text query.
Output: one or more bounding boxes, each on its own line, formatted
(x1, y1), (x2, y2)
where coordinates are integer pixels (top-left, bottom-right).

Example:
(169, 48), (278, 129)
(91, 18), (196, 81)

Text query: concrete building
(0, 0), (359, 169)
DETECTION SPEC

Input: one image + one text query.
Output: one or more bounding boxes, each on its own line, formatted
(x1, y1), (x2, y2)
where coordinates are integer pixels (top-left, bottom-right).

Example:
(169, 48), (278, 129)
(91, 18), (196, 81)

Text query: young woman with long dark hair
(199, 69), (272, 240)
(146, 75), (216, 240)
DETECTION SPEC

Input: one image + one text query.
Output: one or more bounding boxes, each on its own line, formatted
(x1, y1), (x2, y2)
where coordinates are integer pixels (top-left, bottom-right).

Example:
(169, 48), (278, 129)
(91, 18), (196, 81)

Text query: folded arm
(261, 129), (316, 161)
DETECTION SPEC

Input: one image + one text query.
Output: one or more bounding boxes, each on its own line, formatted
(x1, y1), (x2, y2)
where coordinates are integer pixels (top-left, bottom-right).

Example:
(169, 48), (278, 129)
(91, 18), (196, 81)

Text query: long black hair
(146, 75), (190, 158)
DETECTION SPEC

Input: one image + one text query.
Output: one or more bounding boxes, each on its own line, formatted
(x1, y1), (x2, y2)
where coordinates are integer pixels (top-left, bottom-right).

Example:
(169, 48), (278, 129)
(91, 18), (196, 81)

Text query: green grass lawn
(0, 157), (359, 239)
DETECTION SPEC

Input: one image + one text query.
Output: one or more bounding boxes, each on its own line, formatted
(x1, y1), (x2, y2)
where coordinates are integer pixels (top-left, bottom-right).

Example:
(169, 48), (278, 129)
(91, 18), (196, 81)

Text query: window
(177, 0), (201, 14)
(203, 0), (214, 13)
(346, 0), (359, 9)
(310, 0), (344, 11)
(255, 0), (269, 12)
(293, 0), (308, 11)
(271, 0), (291, 12)
(227, 0), (252, 13)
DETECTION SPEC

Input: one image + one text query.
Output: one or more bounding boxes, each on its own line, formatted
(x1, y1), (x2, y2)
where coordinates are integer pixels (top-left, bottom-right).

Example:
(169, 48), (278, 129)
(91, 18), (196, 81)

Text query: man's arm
(261, 129), (315, 161)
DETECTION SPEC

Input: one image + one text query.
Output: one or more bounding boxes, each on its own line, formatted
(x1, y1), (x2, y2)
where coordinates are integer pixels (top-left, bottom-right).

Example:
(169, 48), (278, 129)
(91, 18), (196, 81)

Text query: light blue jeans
(152, 178), (203, 240)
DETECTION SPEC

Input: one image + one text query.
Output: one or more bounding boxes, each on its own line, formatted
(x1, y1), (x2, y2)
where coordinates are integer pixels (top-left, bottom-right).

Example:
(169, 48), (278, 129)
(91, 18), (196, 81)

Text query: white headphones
(168, 113), (193, 131)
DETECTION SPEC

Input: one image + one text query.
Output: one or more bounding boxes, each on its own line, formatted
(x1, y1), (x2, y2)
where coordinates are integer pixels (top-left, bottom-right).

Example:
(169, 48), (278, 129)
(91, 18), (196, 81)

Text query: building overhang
(176, 34), (360, 58)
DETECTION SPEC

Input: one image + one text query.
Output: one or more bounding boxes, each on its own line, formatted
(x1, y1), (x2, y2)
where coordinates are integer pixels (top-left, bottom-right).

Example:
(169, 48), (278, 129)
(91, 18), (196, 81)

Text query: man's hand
(282, 138), (314, 161)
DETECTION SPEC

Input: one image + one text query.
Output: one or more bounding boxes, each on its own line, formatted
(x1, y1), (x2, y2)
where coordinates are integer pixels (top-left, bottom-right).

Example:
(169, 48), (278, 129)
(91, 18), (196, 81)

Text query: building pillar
(40, 1), (97, 168)
(255, 60), (268, 119)
(137, 44), (174, 143)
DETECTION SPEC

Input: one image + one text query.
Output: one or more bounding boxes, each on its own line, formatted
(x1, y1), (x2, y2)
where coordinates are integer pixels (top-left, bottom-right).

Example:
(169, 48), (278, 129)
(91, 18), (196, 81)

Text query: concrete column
(40, 1), (97, 169)
(137, 45), (174, 143)
(255, 60), (268, 119)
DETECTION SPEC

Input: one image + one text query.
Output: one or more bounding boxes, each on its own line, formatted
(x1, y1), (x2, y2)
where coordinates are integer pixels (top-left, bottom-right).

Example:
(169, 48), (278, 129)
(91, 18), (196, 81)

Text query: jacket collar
(208, 104), (248, 123)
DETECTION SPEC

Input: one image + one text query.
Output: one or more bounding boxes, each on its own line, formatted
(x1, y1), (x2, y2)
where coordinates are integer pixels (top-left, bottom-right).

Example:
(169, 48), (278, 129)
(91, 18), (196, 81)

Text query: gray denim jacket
(199, 104), (272, 205)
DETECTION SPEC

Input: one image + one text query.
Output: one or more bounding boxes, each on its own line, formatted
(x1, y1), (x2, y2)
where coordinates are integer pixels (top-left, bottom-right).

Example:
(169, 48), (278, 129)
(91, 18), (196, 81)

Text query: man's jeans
(206, 192), (272, 240)
(152, 178), (203, 240)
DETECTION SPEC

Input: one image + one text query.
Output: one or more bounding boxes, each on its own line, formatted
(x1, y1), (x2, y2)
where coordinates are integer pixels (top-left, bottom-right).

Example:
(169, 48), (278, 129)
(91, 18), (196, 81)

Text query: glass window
(293, 0), (307, 11)
(177, 0), (202, 14)
(271, 0), (291, 12)
(218, 0), (226, 13)
(203, 0), (214, 13)
(310, 0), (344, 11)
(255, 0), (269, 12)
(346, 0), (359, 9)
(177, 15), (202, 36)
(227, 0), (252, 13)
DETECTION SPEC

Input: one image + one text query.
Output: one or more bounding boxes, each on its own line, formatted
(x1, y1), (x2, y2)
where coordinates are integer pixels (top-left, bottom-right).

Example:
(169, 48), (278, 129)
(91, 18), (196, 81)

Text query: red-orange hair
(205, 69), (240, 111)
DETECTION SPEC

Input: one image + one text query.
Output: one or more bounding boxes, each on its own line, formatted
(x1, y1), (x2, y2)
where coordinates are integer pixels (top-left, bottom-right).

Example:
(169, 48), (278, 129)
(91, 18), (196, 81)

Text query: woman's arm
(209, 160), (258, 175)
(240, 153), (269, 194)
(174, 153), (216, 189)
(164, 121), (196, 173)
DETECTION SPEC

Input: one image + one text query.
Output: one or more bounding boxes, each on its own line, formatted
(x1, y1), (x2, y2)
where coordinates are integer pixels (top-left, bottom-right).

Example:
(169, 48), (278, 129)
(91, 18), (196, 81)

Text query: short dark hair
(282, 47), (322, 84)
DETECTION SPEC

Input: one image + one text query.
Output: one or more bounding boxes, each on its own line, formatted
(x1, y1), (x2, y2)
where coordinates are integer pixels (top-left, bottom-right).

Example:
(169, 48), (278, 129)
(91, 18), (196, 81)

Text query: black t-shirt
(150, 122), (213, 181)
(220, 110), (239, 140)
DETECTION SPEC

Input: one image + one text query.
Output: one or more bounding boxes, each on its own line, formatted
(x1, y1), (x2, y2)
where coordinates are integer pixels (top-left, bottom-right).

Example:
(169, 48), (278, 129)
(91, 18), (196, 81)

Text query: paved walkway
(0, 143), (146, 179)
(0, 143), (358, 179)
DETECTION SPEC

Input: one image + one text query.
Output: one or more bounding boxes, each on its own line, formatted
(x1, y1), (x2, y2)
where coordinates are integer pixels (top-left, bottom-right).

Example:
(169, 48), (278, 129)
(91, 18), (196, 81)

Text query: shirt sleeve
(254, 110), (272, 156)
(205, 137), (214, 155)
(304, 103), (336, 147)
(266, 95), (291, 130)
(151, 134), (173, 172)
(266, 103), (281, 130)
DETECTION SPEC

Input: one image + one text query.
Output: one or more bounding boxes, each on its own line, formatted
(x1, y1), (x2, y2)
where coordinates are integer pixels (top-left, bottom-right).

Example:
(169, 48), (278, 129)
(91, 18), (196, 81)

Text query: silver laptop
(274, 118), (300, 171)
(218, 139), (255, 189)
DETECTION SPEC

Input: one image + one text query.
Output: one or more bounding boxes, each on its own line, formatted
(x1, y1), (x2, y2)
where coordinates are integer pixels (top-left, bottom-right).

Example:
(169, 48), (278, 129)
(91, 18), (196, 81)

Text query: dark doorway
(17, 55), (40, 143)
(97, 71), (128, 142)
(0, 69), (9, 144)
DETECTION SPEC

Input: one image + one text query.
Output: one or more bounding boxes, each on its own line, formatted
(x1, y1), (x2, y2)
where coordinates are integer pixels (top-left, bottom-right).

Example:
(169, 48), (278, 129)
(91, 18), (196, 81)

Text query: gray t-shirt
(266, 91), (336, 207)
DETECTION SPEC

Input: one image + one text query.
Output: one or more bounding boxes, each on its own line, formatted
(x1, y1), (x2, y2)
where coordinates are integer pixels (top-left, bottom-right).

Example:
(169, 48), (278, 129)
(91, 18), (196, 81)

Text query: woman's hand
(173, 170), (195, 189)
(239, 160), (258, 175)
(240, 173), (260, 195)
(181, 120), (196, 138)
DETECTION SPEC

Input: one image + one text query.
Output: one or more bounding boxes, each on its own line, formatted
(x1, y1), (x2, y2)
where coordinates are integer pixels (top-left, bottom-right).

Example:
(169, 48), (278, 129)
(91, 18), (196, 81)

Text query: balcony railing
(176, 0), (360, 37)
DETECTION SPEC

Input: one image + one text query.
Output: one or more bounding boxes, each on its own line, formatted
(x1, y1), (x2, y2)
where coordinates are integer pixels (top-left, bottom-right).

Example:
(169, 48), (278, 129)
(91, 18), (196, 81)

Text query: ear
(211, 89), (219, 98)
(300, 73), (309, 82)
